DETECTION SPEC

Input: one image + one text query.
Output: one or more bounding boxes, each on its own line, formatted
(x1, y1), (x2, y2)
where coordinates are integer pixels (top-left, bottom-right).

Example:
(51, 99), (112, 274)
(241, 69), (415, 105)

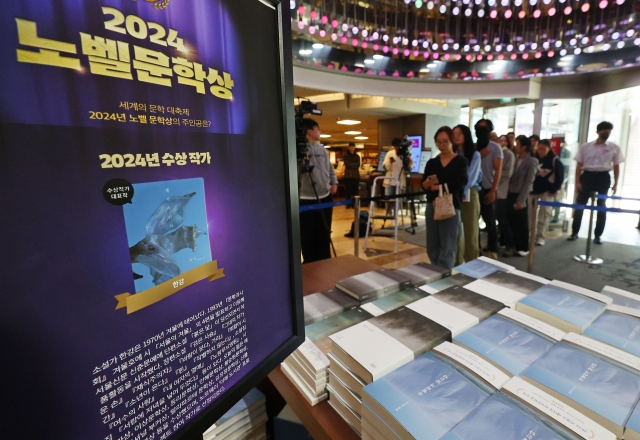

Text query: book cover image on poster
(123, 178), (211, 293)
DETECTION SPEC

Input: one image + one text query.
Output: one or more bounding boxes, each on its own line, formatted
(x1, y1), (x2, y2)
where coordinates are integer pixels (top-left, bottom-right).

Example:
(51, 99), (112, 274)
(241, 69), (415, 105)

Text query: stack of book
(281, 307), (375, 406)
(463, 270), (549, 308)
(600, 285), (640, 318)
(202, 388), (266, 440)
(303, 288), (358, 325)
(419, 273), (475, 294)
(360, 286), (431, 317)
(521, 341), (640, 437)
(515, 280), (612, 333)
(335, 269), (412, 303)
(392, 262), (450, 287)
(451, 257), (514, 279)
(453, 308), (565, 376)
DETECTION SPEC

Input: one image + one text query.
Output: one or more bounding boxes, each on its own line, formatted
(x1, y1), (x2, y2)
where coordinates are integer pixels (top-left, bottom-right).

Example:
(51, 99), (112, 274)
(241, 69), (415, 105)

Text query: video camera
(294, 99), (322, 161)
(395, 135), (414, 173)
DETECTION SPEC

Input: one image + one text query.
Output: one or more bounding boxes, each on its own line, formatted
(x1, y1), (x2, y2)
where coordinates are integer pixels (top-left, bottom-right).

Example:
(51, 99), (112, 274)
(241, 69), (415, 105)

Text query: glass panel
(515, 103), (535, 137)
(486, 106), (515, 137)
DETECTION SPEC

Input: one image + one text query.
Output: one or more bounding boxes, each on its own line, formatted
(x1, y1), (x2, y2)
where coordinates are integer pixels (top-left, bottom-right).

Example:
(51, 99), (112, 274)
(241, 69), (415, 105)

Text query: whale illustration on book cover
(123, 178), (212, 294)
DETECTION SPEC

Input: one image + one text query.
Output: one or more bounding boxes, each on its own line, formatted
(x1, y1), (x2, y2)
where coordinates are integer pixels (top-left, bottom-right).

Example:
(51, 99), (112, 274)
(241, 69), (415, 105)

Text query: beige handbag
(434, 184), (456, 221)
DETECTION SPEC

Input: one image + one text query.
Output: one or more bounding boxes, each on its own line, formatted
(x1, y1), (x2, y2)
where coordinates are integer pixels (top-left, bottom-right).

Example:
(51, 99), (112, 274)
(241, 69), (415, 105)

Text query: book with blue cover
(421, 273), (475, 294)
(625, 401), (640, 440)
(362, 352), (492, 440)
(441, 393), (578, 440)
(583, 310), (640, 357)
(521, 342), (640, 437)
(600, 285), (640, 318)
(516, 285), (607, 333)
(451, 257), (513, 279)
(454, 314), (555, 376)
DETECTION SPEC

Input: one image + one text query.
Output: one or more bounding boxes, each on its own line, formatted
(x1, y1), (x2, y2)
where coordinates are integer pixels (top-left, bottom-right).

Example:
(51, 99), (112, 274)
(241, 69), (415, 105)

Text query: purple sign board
(0, 1), (303, 439)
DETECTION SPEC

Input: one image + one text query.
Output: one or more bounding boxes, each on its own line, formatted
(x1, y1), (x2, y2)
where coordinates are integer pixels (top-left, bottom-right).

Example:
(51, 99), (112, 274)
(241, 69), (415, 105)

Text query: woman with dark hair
(422, 126), (468, 269)
(453, 124), (482, 263)
(503, 135), (538, 257)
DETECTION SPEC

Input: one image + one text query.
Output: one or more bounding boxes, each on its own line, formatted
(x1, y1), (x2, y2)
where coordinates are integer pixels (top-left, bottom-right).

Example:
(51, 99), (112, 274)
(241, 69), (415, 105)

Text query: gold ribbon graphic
(115, 260), (224, 314)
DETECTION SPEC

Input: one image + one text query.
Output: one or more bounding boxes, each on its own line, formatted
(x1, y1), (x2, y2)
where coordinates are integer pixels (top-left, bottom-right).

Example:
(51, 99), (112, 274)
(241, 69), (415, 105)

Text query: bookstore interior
(2, 1), (640, 440)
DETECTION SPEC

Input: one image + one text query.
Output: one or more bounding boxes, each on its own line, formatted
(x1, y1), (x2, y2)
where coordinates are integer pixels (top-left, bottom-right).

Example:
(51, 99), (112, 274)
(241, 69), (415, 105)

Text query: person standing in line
(422, 127), (469, 270)
(475, 119), (503, 260)
(453, 124), (482, 264)
(496, 134), (515, 249)
(503, 136), (538, 257)
(507, 132), (516, 151)
(529, 134), (541, 158)
(298, 118), (338, 263)
(530, 139), (564, 246)
(343, 142), (361, 209)
(568, 121), (625, 244)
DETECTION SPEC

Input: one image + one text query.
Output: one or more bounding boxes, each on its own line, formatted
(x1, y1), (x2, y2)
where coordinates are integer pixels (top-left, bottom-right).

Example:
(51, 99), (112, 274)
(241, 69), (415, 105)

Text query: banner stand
(573, 192), (603, 265)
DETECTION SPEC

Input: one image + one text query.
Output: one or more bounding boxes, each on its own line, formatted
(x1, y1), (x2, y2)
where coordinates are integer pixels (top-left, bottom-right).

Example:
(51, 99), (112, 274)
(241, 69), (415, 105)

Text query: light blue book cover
(123, 178), (211, 293)
(426, 273), (475, 292)
(363, 352), (491, 440)
(626, 401), (640, 433)
(441, 394), (572, 440)
(454, 315), (555, 375)
(453, 259), (507, 279)
(522, 342), (640, 428)
(518, 285), (606, 330)
(217, 388), (265, 425)
(600, 291), (640, 310)
(584, 311), (640, 357)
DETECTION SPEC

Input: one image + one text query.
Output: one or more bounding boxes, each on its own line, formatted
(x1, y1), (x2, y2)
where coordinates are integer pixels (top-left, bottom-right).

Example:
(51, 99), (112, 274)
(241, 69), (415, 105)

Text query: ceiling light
(507, 44), (514, 51)
(531, 43), (538, 50)
(559, 49), (568, 56)
(465, 8), (473, 16)
(337, 120), (361, 125)
(427, 1), (435, 9)
(364, 59), (375, 64)
(299, 49), (312, 55)
(569, 38), (577, 45)
(474, 45), (480, 51)
(635, 38), (640, 46)
(439, 5), (447, 13)
(345, 131), (361, 135)
(557, 61), (570, 66)
(612, 32), (620, 39)
(402, 38), (409, 45)
(555, 40), (563, 48)
(519, 44), (526, 51)
(362, 29), (368, 38)
(383, 34), (389, 42)
(415, 0), (424, 6)
(373, 54), (384, 60)
(453, 43), (460, 50)
(412, 39), (419, 47)
(432, 43), (439, 50)
(355, 136), (368, 140)
(320, 134), (331, 138)
(342, 23), (349, 32)
(602, 43), (611, 50)
(427, 63), (437, 67)
(453, 6), (460, 14)
(484, 44), (492, 51)
(548, 7), (556, 15)
(501, 0), (509, 4)
(290, 0), (296, 9)
(504, 10), (512, 18)
(560, 54), (573, 60)
(625, 30), (634, 38)
(312, 43), (324, 49)
(574, 48), (581, 54)
(420, 68), (431, 72)
(542, 42), (550, 49)
(478, 9), (485, 17)
(617, 41), (625, 48)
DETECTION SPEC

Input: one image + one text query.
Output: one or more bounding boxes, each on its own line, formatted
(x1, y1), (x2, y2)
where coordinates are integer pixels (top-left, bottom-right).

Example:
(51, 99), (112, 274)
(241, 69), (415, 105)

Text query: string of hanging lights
(290, 0), (639, 62)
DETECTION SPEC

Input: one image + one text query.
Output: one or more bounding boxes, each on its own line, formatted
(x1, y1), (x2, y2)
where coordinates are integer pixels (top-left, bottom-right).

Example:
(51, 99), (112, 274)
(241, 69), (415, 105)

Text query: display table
(267, 255), (382, 440)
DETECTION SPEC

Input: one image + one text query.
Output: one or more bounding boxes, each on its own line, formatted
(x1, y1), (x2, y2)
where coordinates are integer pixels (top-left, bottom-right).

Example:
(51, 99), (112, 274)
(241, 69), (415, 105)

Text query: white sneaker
(517, 250), (530, 257)
(535, 240), (545, 246)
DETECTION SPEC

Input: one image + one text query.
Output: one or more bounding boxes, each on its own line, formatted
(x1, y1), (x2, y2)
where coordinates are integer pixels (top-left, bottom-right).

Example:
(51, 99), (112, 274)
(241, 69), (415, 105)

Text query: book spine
(499, 308), (566, 342)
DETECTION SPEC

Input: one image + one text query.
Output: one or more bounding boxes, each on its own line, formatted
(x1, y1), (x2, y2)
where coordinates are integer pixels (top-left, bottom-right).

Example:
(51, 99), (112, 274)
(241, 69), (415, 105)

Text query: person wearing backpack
(530, 139), (564, 246)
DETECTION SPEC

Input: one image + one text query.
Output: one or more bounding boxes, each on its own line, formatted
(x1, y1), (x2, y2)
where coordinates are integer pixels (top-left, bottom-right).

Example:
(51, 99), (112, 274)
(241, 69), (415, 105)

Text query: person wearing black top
(530, 139), (564, 246)
(343, 142), (361, 208)
(421, 126), (469, 270)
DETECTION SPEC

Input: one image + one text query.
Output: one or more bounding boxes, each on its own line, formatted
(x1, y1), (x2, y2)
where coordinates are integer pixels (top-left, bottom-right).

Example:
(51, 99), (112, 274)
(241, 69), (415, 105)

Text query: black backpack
(345, 211), (372, 237)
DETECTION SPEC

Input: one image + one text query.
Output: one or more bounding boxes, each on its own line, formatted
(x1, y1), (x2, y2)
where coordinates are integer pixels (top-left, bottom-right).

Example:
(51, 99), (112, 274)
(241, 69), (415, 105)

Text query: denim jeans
(426, 204), (461, 270)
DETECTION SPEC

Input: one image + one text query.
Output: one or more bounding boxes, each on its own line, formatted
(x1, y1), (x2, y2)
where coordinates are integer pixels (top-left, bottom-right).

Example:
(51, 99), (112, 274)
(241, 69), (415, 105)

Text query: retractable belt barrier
(596, 194), (640, 202)
(538, 200), (640, 215)
(298, 190), (428, 212)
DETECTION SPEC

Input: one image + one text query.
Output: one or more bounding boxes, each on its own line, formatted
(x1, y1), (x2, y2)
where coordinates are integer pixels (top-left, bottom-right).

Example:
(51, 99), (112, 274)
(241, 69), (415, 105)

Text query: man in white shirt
(568, 121), (625, 244)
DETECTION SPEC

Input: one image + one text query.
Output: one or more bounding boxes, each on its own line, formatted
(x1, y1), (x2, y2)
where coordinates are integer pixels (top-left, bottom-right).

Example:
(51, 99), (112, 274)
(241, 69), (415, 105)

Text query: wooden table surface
(268, 255), (383, 440)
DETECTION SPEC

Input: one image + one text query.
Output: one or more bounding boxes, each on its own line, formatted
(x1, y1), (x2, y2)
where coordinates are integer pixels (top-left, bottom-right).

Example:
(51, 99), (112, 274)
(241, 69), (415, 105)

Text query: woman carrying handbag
(422, 126), (469, 270)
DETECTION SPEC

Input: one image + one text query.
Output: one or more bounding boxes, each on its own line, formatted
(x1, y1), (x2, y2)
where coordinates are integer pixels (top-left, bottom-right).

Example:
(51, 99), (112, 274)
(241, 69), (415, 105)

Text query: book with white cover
(502, 377), (616, 440)
(360, 286), (430, 317)
(464, 278), (526, 308)
(406, 295), (480, 337)
(280, 362), (328, 406)
(283, 356), (327, 395)
(303, 288), (359, 325)
(511, 270), (550, 285)
(600, 285), (640, 318)
(465, 270), (547, 307)
(329, 307), (450, 383)
(212, 413), (267, 440)
(452, 257), (514, 279)
(393, 262), (450, 287)
(548, 280), (613, 305)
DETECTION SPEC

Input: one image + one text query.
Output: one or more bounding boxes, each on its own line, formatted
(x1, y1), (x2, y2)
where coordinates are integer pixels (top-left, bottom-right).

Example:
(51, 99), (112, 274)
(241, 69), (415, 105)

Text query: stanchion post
(527, 197), (538, 273)
(573, 192), (603, 265)
(353, 197), (360, 257)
